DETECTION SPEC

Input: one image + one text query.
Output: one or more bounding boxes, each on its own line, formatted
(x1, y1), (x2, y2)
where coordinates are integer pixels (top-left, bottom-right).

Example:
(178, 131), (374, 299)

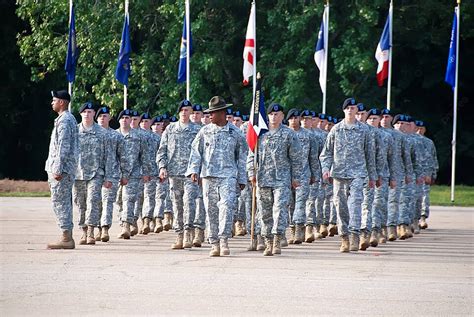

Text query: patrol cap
(267, 103), (284, 114)
(130, 110), (141, 118)
(141, 112), (152, 121)
(318, 113), (327, 120)
(286, 108), (301, 120)
(51, 90), (71, 102)
(178, 99), (192, 112)
(367, 108), (381, 117)
(170, 115), (178, 122)
(233, 110), (243, 119)
(392, 114), (408, 125)
(95, 106), (110, 120)
(301, 109), (312, 118)
(342, 98), (357, 110)
(192, 104), (203, 112)
(79, 102), (95, 113)
(152, 115), (163, 124)
(357, 103), (366, 112)
(415, 120), (425, 127)
(381, 108), (392, 116)
(117, 109), (132, 120)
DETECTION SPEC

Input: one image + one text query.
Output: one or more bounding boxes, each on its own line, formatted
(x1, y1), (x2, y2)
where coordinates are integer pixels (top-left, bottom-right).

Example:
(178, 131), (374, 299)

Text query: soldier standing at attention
(157, 100), (201, 249)
(320, 98), (376, 253)
(187, 96), (247, 256)
(46, 90), (79, 249)
(247, 104), (303, 256)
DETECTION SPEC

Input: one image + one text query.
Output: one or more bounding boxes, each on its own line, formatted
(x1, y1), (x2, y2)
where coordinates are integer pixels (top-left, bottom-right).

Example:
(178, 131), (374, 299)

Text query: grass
(0, 192), (50, 197)
(429, 185), (474, 207)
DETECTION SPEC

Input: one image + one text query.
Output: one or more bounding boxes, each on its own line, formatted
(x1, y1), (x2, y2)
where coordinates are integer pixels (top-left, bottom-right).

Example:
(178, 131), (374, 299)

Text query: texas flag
(314, 6), (328, 93)
(246, 77), (268, 152)
(375, 11), (391, 87)
(242, 3), (255, 86)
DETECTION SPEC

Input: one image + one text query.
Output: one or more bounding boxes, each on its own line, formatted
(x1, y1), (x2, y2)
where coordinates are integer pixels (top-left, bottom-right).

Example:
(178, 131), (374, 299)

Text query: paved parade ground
(0, 197), (473, 316)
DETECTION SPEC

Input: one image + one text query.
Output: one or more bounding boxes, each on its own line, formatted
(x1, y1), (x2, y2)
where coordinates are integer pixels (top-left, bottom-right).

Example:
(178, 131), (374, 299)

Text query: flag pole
(250, 71), (261, 249)
(186, 0), (190, 100)
(252, 1), (256, 97)
(322, 1), (329, 114)
(68, 0), (73, 112)
(451, 0), (460, 202)
(123, 0), (129, 110)
(386, 0), (393, 110)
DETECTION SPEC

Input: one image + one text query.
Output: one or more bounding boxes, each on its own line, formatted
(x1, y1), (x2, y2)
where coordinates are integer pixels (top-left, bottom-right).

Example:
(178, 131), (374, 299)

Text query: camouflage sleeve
(430, 141), (439, 179)
(103, 132), (114, 183)
(117, 137), (131, 180)
(288, 131), (304, 183)
(236, 133), (248, 185)
(309, 133), (321, 183)
(375, 132), (385, 178)
(319, 130), (334, 175)
(401, 136), (413, 177)
(246, 145), (256, 179)
(157, 129), (169, 171)
(140, 133), (152, 176)
(185, 129), (203, 177)
(386, 135), (397, 182)
(364, 129), (377, 181)
(51, 121), (75, 175)
(412, 143), (424, 179)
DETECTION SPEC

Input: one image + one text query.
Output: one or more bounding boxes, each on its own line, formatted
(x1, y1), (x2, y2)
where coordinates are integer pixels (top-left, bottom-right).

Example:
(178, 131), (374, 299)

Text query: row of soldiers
(45, 90), (438, 256)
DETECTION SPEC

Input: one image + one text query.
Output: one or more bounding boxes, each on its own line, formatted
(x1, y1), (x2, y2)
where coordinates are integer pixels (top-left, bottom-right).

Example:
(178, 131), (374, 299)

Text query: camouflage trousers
(314, 182), (326, 225)
(202, 177), (237, 244)
(244, 182), (261, 235)
(398, 177), (415, 225)
(233, 185), (244, 222)
(141, 177), (158, 219)
(421, 183), (431, 218)
(360, 177), (375, 233)
(193, 186), (206, 230)
(99, 179), (119, 228)
(323, 183), (335, 225)
(134, 179), (144, 223)
(387, 179), (402, 227)
(257, 185), (290, 238)
(371, 177), (389, 230)
(169, 176), (198, 233)
(305, 182), (319, 225)
(48, 173), (74, 232)
(239, 181), (251, 228)
(289, 179), (310, 225)
(116, 178), (141, 225)
(73, 176), (103, 228)
(413, 182), (424, 221)
(153, 178), (172, 219)
(334, 177), (364, 236)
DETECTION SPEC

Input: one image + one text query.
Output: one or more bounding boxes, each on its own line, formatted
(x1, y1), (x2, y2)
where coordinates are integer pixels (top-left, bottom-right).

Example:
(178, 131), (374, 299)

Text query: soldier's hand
(322, 172), (330, 182)
(239, 184), (246, 190)
(251, 176), (256, 186)
(368, 180), (375, 188)
(376, 177), (382, 188)
(159, 168), (168, 182)
(310, 177), (316, 185)
(405, 176), (412, 184)
(120, 178), (128, 186)
(52, 173), (63, 181)
(389, 180), (397, 189)
(416, 177), (424, 185)
(103, 181), (112, 189)
(424, 176), (432, 185)
(190, 173), (199, 183)
(143, 175), (151, 183)
(291, 180), (300, 189)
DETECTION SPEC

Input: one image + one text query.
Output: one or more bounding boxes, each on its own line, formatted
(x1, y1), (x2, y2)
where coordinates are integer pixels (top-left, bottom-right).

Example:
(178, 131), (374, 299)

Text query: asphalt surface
(0, 197), (473, 316)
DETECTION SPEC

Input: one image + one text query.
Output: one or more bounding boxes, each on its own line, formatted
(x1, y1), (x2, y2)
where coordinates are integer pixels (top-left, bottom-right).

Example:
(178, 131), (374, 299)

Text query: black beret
(193, 104), (203, 112)
(95, 106), (110, 120)
(141, 112), (152, 121)
(79, 102), (95, 113)
(117, 109), (132, 120)
(51, 90), (71, 102)
(357, 103), (366, 112)
(226, 108), (234, 115)
(178, 99), (192, 112)
(332, 117), (338, 124)
(301, 109), (312, 117)
(130, 110), (141, 117)
(405, 115), (414, 123)
(318, 113), (327, 120)
(170, 115), (178, 122)
(415, 120), (425, 127)
(381, 108), (391, 116)
(327, 115), (333, 122)
(267, 103), (284, 114)
(368, 108), (381, 117)
(152, 115), (163, 124)
(233, 110), (243, 119)
(286, 108), (301, 120)
(342, 98), (357, 110)
(392, 114), (408, 125)
(161, 113), (170, 121)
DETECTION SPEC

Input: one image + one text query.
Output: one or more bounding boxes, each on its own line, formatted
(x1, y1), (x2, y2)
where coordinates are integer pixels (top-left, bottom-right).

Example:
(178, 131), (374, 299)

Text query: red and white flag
(242, 4), (255, 86)
(246, 77), (268, 152)
(375, 10), (391, 86)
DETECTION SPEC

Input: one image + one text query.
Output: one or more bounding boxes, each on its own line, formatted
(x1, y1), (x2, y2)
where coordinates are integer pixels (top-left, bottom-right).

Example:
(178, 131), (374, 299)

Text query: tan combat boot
(183, 229), (193, 248)
(79, 227), (87, 245)
(247, 236), (257, 251)
(47, 230), (75, 249)
(328, 224), (337, 237)
(154, 217), (163, 233)
(294, 225), (304, 244)
(263, 237), (273, 256)
(399, 224), (409, 240)
(413, 220), (420, 234)
(388, 226), (397, 241)
(118, 222), (131, 239)
(130, 221), (139, 236)
(95, 227), (102, 241)
(172, 233), (184, 249)
(235, 221), (246, 236)
(209, 243), (220, 257)
(288, 226), (296, 244)
(256, 235), (265, 251)
(86, 226), (96, 245)
(142, 218), (151, 235)
(359, 231), (369, 251)
(407, 224), (414, 238)
(379, 227), (387, 244)
(220, 238), (230, 256)
(101, 226), (110, 242)
(320, 224), (329, 238)
(305, 225), (315, 243)
(280, 233), (288, 247)
(349, 233), (359, 252)
(272, 235), (282, 255)
(314, 225), (323, 240)
(193, 228), (204, 247)
(369, 230), (379, 247)
(339, 235), (350, 253)
(419, 216), (428, 229)
(163, 212), (172, 231)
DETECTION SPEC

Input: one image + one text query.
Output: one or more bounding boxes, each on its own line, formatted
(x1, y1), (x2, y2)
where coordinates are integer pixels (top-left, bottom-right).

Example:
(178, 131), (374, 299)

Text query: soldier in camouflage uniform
(320, 98), (376, 253)
(46, 90), (79, 249)
(96, 106), (123, 242)
(187, 96), (247, 256)
(247, 103), (303, 256)
(73, 102), (113, 245)
(115, 109), (151, 239)
(415, 121), (439, 230)
(157, 100), (201, 249)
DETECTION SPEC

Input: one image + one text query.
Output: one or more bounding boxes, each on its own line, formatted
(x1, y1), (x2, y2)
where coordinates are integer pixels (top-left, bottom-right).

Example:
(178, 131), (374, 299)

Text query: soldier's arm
(117, 136), (131, 180)
(401, 137), (413, 177)
(431, 141), (439, 179)
(51, 121), (74, 175)
(387, 136), (397, 182)
(236, 133), (248, 186)
(364, 129), (377, 181)
(157, 129), (169, 172)
(319, 130), (334, 176)
(375, 132), (385, 178)
(185, 129), (204, 178)
(246, 144), (256, 180)
(103, 132), (114, 183)
(288, 132), (304, 184)
(309, 134), (321, 184)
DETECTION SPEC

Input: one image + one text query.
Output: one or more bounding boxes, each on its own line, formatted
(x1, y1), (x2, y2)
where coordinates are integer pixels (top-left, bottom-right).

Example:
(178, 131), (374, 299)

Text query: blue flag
(115, 13), (131, 86)
(445, 8), (457, 89)
(65, 5), (77, 83)
(177, 13), (193, 83)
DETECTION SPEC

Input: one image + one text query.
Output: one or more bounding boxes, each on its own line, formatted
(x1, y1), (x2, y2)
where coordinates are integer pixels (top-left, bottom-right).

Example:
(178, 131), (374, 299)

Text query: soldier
(73, 102), (113, 245)
(116, 109), (151, 239)
(190, 104), (204, 125)
(415, 121), (439, 229)
(187, 96), (247, 256)
(233, 111), (244, 128)
(320, 98), (376, 253)
(225, 107), (234, 123)
(287, 109), (321, 244)
(96, 106), (122, 242)
(157, 100), (201, 249)
(45, 90), (79, 249)
(247, 103), (303, 256)
(201, 113), (211, 125)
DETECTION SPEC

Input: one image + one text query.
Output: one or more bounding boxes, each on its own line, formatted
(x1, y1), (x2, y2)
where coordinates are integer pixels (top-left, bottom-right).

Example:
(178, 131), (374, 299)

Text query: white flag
(242, 4), (255, 86)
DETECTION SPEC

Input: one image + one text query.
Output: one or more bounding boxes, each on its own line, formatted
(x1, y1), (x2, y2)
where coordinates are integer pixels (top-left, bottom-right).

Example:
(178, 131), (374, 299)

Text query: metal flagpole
(123, 0), (129, 110)
(249, 2), (257, 249)
(322, 1), (329, 114)
(252, 1), (256, 97)
(386, 0), (393, 110)
(68, 0), (73, 112)
(451, 0), (460, 202)
(186, 0), (190, 100)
